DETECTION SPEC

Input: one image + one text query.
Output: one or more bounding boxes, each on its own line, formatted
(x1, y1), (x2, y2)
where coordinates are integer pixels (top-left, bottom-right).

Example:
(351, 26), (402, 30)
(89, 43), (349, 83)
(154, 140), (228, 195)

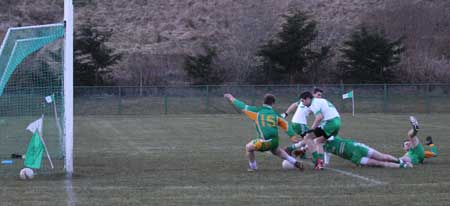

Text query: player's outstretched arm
(224, 93), (258, 120)
(311, 113), (324, 129)
(282, 102), (299, 118)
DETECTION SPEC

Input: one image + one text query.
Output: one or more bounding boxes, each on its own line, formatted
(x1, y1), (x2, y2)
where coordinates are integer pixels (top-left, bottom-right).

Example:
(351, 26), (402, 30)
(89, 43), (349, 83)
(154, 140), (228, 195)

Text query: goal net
(0, 23), (69, 177)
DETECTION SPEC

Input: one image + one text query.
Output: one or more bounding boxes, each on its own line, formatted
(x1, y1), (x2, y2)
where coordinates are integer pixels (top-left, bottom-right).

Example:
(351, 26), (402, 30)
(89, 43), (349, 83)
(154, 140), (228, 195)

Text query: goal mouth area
(0, 23), (66, 176)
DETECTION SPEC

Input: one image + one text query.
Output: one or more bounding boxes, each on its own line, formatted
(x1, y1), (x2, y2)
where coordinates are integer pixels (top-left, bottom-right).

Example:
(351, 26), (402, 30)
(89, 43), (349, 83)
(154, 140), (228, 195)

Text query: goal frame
(64, 0), (74, 175)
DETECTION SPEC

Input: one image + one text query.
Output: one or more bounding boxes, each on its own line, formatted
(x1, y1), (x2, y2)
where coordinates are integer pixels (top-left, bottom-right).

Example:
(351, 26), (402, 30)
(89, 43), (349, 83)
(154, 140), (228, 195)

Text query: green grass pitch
(1, 113), (449, 205)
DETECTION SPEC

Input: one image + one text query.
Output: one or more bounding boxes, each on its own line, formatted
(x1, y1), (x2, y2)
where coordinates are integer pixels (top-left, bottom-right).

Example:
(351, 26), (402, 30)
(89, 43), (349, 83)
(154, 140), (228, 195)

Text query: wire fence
(74, 84), (450, 115)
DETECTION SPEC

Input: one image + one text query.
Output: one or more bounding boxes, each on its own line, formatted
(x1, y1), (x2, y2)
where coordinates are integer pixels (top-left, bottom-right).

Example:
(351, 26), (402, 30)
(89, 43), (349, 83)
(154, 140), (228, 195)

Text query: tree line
(74, 10), (410, 85)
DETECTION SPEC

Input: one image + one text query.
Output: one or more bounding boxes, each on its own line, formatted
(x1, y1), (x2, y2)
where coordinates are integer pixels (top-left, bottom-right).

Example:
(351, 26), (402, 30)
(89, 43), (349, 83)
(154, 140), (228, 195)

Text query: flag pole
(39, 114), (55, 169)
(352, 91), (355, 117)
(51, 94), (64, 156)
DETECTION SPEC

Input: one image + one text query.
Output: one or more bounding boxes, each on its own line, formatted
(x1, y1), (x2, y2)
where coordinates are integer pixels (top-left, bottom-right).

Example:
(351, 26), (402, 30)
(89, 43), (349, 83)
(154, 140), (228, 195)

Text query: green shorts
(321, 117), (341, 138)
(350, 143), (370, 165)
(292, 123), (309, 136)
(252, 138), (279, 152)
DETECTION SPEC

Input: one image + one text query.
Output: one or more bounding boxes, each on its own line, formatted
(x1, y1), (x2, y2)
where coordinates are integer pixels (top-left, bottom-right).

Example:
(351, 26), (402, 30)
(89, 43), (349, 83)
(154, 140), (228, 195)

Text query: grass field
(1, 113), (450, 205)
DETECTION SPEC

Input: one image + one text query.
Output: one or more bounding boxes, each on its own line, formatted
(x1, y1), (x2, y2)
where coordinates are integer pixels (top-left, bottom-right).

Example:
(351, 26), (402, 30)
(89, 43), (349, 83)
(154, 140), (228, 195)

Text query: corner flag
(342, 90), (355, 116)
(342, 91), (353, 99)
(24, 131), (45, 169)
(25, 116), (54, 169)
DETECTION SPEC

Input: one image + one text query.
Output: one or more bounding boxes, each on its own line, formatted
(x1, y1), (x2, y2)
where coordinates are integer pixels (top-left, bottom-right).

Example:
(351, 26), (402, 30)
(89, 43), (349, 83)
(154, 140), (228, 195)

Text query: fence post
(426, 84), (430, 113)
(383, 84), (388, 113)
(164, 92), (168, 115)
(205, 85), (209, 113)
(340, 82), (345, 112)
(251, 85), (257, 105)
(118, 86), (122, 115)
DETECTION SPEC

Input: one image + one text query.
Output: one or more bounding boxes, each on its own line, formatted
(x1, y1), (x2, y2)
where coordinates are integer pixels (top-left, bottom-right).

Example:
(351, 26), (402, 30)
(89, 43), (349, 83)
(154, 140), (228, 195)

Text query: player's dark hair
(300, 91), (313, 100)
(264, 93), (276, 105)
(403, 139), (409, 147)
(313, 88), (323, 94)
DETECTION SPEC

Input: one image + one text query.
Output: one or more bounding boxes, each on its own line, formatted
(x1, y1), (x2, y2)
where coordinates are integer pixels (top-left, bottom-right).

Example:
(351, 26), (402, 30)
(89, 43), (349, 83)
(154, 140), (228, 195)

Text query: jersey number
(260, 115), (276, 127)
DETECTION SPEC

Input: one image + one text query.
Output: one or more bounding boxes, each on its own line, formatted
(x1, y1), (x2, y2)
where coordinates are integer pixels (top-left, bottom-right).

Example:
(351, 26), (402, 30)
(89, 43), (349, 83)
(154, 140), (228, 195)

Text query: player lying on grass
(224, 93), (304, 171)
(292, 91), (341, 170)
(400, 116), (438, 165)
(322, 135), (411, 168)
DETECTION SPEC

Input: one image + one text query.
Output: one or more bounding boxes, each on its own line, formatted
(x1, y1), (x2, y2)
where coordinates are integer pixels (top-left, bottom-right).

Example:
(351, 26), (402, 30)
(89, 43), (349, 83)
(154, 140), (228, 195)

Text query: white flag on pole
(45, 94), (54, 103)
(26, 117), (43, 134)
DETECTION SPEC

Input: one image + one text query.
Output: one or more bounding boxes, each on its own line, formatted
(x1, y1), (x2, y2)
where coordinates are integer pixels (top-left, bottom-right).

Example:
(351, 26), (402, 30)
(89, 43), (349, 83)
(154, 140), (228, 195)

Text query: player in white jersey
(283, 89), (332, 165)
(299, 91), (341, 170)
(282, 89), (324, 135)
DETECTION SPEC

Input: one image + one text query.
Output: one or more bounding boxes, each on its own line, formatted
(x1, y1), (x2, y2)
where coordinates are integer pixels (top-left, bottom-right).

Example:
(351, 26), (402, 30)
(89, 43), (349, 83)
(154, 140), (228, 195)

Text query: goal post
(0, 0), (74, 176)
(64, 0), (74, 176)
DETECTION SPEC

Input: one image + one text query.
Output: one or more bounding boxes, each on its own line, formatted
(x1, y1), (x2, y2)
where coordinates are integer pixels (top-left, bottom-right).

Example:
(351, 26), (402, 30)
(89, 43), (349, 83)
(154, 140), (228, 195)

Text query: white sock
(249, 161), (257, 170)
(286, 156), (297, 165)
(324, 152), (331, 165)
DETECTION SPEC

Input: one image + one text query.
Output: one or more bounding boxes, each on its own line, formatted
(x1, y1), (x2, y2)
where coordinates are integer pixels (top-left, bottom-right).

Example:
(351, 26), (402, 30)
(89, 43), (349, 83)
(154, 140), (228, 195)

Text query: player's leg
(425, 136), (438, 158)
(303, 132), (320, 165)
(286, 124), (308, 151)
(272, 148), (304, 170)
(311, 129), (327, 170)
(312, 118), (341, 169)
(360, 157), (410, 168)
(245, 141), (258, 171)
(408, 116), (419, 138)
(366, 146), (401, 163)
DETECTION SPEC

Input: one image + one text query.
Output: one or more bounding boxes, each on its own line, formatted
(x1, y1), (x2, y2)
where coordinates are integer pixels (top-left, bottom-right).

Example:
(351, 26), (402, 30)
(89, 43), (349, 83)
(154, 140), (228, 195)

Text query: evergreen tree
(338, 26), (405, 83)
(184, 46), (225, 85)
(74, 24), (122, 86)
(257, 10), (329, 84)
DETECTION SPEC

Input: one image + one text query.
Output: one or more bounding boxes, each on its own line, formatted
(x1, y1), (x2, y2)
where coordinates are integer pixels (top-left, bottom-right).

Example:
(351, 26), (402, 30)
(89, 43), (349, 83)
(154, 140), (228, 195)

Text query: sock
(318, 153), (324, 161)
(312, 152), (319, 164)
(430, 144), (438, 156)
(249, 161), (257, 170)
(287, 144), (297, 152)
(286, 156), (297, 165)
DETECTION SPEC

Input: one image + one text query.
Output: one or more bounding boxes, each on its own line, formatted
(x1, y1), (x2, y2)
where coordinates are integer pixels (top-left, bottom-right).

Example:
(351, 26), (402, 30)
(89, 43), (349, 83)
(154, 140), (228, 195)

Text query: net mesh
(0, 24), (65, 177)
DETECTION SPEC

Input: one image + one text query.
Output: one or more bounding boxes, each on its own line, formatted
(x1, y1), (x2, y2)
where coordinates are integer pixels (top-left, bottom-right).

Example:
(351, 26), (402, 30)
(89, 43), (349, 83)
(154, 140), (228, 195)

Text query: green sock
(430, 144), (438, 156)
(318, 153), (324, 161)
(312, 152), (319, 164)
(287, 144), (296, 152)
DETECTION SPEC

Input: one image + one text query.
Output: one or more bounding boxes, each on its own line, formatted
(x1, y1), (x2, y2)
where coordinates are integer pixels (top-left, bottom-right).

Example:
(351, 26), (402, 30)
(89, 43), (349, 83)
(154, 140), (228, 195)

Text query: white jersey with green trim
(309, 98), (340, 120)
(292, 102), (310, 124)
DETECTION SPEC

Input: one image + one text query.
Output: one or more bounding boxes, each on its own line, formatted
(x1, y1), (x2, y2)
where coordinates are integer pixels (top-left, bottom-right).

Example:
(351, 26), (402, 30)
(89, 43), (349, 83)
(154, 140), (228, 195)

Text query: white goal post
(64, 0), (74, 175)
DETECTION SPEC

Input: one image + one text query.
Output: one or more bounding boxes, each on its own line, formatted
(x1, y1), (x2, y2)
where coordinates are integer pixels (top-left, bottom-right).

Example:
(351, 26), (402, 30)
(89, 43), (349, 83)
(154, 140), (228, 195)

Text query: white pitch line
(65, 176), (76, 206)
(325, 167), (387, 185)
(304, 162), (387, 186)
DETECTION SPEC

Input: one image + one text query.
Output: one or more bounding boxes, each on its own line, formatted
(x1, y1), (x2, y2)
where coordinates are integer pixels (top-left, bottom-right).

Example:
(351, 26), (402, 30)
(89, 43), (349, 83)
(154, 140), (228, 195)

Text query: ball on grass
(19, 168), (34, 180)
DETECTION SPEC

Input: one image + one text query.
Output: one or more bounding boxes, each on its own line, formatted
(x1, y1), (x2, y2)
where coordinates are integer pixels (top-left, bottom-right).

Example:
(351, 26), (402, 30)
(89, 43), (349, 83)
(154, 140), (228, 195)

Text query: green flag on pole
(342, 90), (355, 116)
(24, 116), (54, 169)
(342, 91), (354, 99)
(24, 131), (45, 169)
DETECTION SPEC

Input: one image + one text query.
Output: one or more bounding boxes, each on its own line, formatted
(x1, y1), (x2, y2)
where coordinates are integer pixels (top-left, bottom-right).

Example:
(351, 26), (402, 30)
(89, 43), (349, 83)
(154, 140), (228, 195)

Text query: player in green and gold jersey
(224, 93), (304, 171)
